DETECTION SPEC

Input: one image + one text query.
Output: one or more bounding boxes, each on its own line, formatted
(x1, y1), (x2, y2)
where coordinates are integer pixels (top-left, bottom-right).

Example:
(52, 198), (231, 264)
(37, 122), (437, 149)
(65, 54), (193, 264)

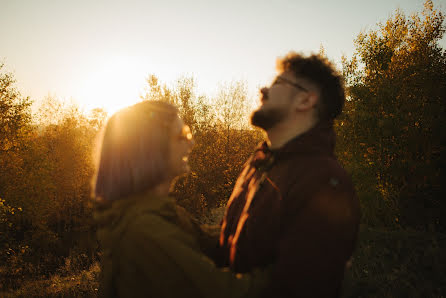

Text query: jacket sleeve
(115, 213), (264, 298)
(267, 182), (359, 298)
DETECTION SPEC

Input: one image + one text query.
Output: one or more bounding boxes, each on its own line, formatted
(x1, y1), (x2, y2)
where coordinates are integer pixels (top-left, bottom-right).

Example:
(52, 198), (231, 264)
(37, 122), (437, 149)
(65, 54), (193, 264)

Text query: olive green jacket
(95, 192), (265, 298)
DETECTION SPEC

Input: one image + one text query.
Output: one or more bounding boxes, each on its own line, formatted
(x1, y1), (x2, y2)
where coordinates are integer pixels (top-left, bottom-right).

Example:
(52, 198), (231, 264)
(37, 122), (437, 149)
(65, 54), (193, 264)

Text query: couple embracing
(93, 52), (360, 298)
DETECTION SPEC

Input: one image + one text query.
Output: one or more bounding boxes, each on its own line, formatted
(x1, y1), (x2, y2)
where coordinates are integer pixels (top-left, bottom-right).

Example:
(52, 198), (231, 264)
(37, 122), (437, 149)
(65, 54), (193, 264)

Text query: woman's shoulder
(95, 193), (173, 239)
(122, 194), (198, 243)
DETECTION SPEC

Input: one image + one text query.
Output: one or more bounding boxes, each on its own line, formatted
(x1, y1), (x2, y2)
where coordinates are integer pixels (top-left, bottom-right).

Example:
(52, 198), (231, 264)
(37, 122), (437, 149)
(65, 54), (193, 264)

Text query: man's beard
(250, 107), (286, 130)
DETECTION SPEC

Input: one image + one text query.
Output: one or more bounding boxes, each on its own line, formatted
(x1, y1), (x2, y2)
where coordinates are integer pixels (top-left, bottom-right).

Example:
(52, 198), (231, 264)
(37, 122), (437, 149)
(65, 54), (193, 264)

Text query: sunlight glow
(76, 56), (146, 115)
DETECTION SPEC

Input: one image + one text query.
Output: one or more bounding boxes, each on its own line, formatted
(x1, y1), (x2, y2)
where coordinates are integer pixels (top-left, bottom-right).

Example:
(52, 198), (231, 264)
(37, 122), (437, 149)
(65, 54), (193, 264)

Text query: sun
(76, 56), (146, 116)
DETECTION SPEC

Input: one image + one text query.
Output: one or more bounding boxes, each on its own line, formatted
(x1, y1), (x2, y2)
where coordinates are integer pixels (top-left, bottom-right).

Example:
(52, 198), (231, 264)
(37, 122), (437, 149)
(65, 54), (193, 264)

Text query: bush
(343, 225), (446, 297)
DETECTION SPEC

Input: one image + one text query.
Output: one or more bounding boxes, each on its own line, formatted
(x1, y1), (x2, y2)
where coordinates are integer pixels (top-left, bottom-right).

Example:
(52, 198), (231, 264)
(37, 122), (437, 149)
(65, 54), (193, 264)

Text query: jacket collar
(261, 120), (336, 158)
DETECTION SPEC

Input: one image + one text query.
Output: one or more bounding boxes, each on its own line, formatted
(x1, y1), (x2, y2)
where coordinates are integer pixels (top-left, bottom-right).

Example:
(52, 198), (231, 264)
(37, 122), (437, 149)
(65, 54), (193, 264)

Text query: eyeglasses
(177, 125), (193, 141)
(272, 76), (309, 93)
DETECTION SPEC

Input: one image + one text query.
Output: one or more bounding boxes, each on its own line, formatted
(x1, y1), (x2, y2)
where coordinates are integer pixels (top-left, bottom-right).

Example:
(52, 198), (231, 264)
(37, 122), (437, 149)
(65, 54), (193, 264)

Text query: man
(217, 52), (360, 297)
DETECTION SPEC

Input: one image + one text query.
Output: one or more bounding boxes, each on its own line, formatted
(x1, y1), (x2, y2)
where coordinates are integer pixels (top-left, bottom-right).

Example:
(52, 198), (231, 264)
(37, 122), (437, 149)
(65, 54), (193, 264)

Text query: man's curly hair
(277, 52), (345, 121)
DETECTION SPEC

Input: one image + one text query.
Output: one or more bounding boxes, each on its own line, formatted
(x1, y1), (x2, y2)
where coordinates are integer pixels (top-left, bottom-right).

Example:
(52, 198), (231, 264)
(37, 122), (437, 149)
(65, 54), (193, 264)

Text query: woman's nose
(260, 87), (268, 98)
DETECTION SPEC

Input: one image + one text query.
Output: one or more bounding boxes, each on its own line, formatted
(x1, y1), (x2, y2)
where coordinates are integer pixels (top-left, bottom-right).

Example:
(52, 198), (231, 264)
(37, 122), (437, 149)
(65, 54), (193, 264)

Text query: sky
(1, 0), (445, 115)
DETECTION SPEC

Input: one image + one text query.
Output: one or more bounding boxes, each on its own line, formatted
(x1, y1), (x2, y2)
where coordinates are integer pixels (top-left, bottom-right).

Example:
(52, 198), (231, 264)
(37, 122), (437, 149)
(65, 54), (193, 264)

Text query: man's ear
(295, 92), (318, 112)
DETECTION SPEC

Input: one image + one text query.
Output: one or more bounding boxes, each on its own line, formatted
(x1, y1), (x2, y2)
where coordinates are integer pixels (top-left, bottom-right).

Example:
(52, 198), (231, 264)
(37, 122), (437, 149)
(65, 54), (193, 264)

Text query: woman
(93, 101), (265, 298)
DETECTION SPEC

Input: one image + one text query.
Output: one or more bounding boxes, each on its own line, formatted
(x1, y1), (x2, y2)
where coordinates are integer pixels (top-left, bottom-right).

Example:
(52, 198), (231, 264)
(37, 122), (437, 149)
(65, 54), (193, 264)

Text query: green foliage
(336, 5), (446, 295)
(0, 91), (102, 290)
(343, 226), (446, 297)
(0, 63), (32, 155)
(339, 0), (446, 231)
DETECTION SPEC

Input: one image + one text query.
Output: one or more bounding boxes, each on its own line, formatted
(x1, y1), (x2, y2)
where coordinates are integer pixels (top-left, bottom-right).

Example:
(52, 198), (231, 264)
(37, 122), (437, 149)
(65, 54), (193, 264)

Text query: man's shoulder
(279, 155), (355, 200)
(311, 156), (351, 181)
(276, 153), (349, 179)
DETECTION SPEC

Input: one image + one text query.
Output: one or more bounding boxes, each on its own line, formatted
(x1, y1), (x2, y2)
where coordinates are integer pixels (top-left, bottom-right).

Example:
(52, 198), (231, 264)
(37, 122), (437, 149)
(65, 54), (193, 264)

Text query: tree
(1, 88), (101, 285)
(340, 0), (446, 230)
(0, 63), (32, 198)
(0, 63), (32, 154)
(0, 63), (32, 254)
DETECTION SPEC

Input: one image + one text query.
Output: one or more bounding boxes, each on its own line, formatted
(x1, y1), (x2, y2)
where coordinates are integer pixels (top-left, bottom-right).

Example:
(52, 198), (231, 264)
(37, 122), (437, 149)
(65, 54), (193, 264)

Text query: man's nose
(260, 87), (268, 98)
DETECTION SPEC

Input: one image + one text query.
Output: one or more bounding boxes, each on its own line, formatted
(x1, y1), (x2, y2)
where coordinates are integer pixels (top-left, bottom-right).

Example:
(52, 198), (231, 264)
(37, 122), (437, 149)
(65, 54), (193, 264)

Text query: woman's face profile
(167, 117), (194, 178)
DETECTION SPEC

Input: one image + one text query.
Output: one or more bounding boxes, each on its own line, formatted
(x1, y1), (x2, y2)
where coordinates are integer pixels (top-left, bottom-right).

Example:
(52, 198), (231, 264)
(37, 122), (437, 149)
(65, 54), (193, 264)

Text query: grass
(1, 226), (444, 297)
(0, 262), (99, 297)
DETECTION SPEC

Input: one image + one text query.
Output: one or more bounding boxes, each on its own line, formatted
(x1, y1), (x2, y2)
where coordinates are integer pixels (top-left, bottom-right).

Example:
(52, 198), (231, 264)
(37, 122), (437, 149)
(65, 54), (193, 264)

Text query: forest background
(1, 1), (445, 297)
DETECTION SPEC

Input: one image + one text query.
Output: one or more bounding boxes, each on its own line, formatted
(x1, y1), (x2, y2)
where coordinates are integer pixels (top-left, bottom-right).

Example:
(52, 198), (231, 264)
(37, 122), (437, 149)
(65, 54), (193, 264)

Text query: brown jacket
(218, 121), (360, 298)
